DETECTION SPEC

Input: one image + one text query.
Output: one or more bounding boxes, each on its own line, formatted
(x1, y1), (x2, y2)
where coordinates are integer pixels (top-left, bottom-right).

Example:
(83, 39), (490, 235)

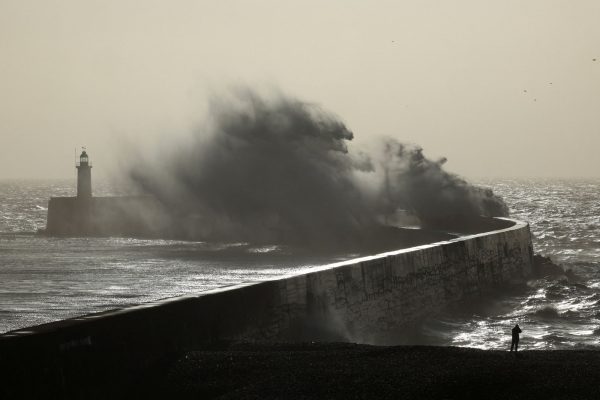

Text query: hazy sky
(1, 0), (599, 179)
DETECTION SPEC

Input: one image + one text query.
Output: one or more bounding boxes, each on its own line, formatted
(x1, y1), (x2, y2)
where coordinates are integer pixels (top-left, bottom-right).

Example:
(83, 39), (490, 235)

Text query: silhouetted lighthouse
(76, 149), (92, 198)
(45, 149), (165, 236)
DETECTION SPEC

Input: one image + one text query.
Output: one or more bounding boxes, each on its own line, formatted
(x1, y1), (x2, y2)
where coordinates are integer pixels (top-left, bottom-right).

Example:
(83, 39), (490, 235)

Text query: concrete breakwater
(0, 217), (532, 397)
(44, 195), (168, 236)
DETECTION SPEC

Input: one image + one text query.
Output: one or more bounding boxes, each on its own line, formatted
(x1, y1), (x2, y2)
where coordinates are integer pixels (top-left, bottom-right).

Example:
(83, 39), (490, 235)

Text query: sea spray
(124, 88), (508, 245)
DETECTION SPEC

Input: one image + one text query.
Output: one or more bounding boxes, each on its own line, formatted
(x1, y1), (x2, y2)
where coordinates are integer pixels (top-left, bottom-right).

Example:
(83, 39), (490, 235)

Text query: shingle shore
(150, 343), (600, 399)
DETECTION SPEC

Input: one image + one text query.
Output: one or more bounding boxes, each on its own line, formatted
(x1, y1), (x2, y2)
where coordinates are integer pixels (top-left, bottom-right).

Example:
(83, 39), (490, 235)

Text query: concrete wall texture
(232, 217), (532, 343)
(0, 217), (533, 397)
(45, 196), (168, 236)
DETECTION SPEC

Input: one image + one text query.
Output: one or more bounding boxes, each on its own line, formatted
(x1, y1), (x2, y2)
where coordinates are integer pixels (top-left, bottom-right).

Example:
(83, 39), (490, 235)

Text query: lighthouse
(45, 149), (166, 236)
(76, 149), (92, 198)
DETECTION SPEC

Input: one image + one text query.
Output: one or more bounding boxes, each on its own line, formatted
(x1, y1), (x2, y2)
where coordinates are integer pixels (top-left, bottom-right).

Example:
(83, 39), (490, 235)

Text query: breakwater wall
(45, 196), (168, 236)
(1, 218), (533, 397)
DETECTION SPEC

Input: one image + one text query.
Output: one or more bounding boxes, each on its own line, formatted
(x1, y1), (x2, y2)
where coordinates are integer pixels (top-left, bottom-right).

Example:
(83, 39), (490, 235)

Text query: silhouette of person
(511, 324), (522, 352)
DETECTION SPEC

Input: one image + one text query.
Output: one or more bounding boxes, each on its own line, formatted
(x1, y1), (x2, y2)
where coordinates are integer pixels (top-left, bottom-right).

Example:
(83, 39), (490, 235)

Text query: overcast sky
(1, 0), (599, 179)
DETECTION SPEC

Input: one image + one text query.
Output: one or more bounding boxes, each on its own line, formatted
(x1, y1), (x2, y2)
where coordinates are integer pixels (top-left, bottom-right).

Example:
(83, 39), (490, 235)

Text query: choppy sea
(1, 178), (599, 350)
(421, 179), (600, 350)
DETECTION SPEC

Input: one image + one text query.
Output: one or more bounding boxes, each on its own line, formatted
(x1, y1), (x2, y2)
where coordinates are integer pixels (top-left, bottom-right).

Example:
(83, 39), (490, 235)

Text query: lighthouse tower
(76, 149), (92, 198)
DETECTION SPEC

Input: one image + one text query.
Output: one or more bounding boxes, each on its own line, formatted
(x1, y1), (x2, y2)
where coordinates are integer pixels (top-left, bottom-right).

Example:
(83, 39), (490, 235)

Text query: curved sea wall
(0, 218), (533, 396)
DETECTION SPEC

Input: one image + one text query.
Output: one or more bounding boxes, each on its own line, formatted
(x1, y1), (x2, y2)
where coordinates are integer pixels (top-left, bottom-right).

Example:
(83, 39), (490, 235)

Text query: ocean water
(0, 179), (346, 333)
(1, 178), (599, 350)
(421, 179), (600, 350)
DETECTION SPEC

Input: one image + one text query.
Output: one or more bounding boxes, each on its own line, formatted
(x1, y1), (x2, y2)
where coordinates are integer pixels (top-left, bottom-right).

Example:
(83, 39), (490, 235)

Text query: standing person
(511, 324), (522, 352)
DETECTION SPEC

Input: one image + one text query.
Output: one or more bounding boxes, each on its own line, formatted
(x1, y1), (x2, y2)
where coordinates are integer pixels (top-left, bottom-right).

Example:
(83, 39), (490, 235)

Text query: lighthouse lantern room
(76, 149), (92, 198)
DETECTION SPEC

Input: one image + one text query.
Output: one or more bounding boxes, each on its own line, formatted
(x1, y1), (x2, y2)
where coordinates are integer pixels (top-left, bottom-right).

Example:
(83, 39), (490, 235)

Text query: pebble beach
(148, 343), (600, 399)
